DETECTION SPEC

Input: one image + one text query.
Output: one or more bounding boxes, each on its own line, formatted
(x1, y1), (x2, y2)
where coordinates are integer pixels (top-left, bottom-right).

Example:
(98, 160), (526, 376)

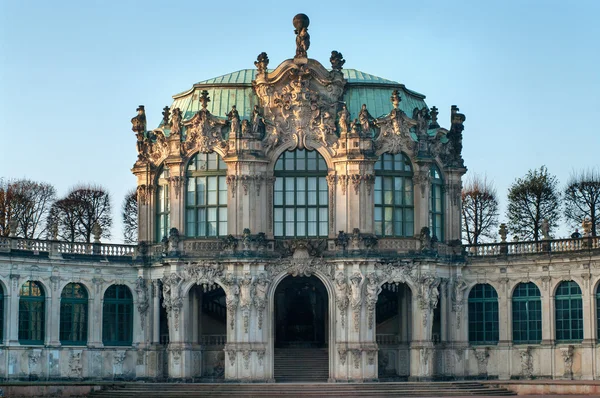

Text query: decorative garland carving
(349, 272), (364, 332)
(334, 272), (349, 329)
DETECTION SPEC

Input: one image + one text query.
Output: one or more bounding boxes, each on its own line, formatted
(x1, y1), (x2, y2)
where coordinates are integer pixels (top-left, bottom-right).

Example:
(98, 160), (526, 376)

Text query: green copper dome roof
(169, 68), (427, 126)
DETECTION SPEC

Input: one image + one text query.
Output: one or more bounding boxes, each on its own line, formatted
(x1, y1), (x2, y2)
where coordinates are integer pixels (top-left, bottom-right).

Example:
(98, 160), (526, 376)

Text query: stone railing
(376, 334), (400, 345)
(465, 236), (600, 257)
(200, 334), (227, 346)
(0, 237), (137, 258)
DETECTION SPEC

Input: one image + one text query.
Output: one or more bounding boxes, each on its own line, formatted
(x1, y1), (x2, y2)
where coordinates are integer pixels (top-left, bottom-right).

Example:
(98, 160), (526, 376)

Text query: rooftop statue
(131, 105), (146, 133)
(330, 51), (345, 71)
(293, 14), (310, 58)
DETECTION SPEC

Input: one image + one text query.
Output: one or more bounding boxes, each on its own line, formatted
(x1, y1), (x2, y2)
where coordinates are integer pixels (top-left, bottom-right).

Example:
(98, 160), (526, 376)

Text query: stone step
(88, 382), (516, 397)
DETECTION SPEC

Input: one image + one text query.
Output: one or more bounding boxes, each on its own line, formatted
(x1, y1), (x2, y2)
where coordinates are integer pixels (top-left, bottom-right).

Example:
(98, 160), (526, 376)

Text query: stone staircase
(274, 348), (329, 382)
(88, 381), (517, 397)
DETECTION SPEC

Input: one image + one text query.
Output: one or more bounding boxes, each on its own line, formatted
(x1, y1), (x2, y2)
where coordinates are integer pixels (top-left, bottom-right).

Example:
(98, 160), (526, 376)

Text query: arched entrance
(376, 282), (412, 380)
(274, 275), (328, 382)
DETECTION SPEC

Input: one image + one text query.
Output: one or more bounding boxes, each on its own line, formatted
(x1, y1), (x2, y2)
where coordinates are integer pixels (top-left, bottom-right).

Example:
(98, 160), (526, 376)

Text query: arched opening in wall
(189, 284), (226, 380)
(376, 282), (412, 380)
(274, 275), (328, 382)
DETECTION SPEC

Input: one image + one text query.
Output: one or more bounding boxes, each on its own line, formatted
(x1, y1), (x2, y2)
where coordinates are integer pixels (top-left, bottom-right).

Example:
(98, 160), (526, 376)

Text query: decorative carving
(226, 174), (237, 197)
(442, 105), (465, 167)
(28, 351), (41, 375)
(330, 51), (345, 71)
(162, 272), (184, 330)
(473, 347), (490, 376)
(352, 349), (361, 369)
(224, 273), (240, 330)
(253, 273), (269, 330)
(337, 104), (350, 137)
(349, 272), (364, 332)
(335, 272), (349, 329)
(335, 231), (349, 251)
(227, 105), (241, 138)
(561, 345), (574, 379)
(420, 347), (432, 375)
(520, 347), (533, 379)
(221, 234), (239, 251)
(131, 105), (146, 133)
(69, 351), (83, 378)
(338, 348), (348, 366)
(257, 350), (266, 366)
(338, 175), (348, 195)
(293, 14), (310, 58)
(182, 91), (228, 155)
(242, 350), (251, 370)
(135, 277), (149, 330)
(239, 273), (255, 334)
(365, 273), (381, 330)
(171, 349), (181, 366)
(366, 349), (376, 366)
(266, 257), (334, 282)
(358, 104), (375, 136)
(162, 106), (170, 127)
(451, 276), (468, 329)
(171, 108), (182, 136)
(168, 176), (184, 199)
(418, 272), (440, 327)
(227, 350), (236, 367)
(50, 275), (60, 292)
(255, 52), (269, 74)
(499, 223), (508, 243)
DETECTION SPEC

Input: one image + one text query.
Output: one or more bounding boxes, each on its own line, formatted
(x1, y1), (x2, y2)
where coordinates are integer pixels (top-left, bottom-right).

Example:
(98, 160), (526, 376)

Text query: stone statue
(254, 52), (269, 74)
(131, 105), (146, 133)
(349, 272), (364, 308)
(239, 273), (254, 310)
(227, 106), (241, 138)
(541, 218), (550, 240)
(293, 14), (310, 58)
(582, 217), (592, 237)
(171, 108), (182, 135)
(445, 105), (465, 166)
(413, 106), (430, 134)
(359, 104), (374, 135)
(162, 106), (170, 127)
(251, 105), (265, 138)
(337, 104), (350, 136)
(241, 119), (251, 137)
(330, 51), (345, 70)
(391, 90), (401, 109)
(335, 272), (349, 311)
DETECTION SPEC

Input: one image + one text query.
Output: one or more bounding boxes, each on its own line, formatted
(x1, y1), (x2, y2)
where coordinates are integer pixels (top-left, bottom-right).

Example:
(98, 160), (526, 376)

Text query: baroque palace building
(1, 14), (600, 383)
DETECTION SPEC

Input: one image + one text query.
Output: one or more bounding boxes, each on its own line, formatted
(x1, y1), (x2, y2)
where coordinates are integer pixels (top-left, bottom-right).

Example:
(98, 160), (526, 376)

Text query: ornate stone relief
(182, 91), (229, 156)
(417, 272), (441, 327)
(334, 272), (350, 329)
(519, 347), (533, 379)
(473, 347), (490, 376)
(561, 345), (574, 379)
(253, 273), (269, 330)
(68, 350), (83, 379)
(135, 277), (149, 330)
(239, 273), (254, 334)
(349, 272), (365, 332)
(365, 273), (381, 330)
(451, 276), (468, 329)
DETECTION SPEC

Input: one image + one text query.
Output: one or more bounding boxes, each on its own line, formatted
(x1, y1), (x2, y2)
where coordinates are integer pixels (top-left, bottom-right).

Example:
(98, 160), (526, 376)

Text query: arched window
(60, 283), (88, 345)
(156, 168), (170, 242)
(555, 281), (583, 342)
(429, 165), (444, 241)
(19, 281), (45, 344)
(512, 282), (542, 344)
(468, 284), (499, 345)
(274, 150), (328, 237)
(374, 153), (414, 237)
(186, 152), (227, 237)
(102, 285), (133, 346)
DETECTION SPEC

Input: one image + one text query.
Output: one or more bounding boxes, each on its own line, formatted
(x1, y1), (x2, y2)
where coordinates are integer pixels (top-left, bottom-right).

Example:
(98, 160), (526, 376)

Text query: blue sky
(1, 0), (599, 242)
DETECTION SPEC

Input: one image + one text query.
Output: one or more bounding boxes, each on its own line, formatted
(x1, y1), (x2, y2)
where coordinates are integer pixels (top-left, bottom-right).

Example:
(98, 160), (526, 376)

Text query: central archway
(273, 275), (329, 382)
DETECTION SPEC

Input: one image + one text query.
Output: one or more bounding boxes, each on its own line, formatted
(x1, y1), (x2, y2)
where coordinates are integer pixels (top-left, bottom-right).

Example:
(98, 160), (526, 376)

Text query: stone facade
(1, 14), (600, 383)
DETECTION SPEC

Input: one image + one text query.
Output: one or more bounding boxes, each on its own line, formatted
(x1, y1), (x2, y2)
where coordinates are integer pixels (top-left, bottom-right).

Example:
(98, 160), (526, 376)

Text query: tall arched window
(19, 281), (45, 345)
(102, 285), (133, 346)
(60, 283), (88, 345)
(555, 281), (583, 342)
(374, 153), (414, 237)
(186, 152), (227, 237)
(274, 150), (328, 237)
(512, 282), (542, 344)
(468, 284), (499, 345)
(156, 168), (170, 242)
(429, 165), (444, 241)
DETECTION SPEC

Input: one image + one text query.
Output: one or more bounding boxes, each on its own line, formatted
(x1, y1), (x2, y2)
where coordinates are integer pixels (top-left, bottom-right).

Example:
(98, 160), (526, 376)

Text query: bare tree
(507, 166), (561, 242)
(564, 169), (600, 237)
(0, 179), (56, 238)
(122, 189), (138, 243)
(462, 174), (499, 245)
(48, 185), (112, 243)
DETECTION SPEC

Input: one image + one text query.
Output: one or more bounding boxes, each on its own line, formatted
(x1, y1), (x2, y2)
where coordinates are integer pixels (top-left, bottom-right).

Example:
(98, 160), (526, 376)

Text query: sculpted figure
(359, 104), (374, 135)
(241, 119), (251, 137)
(171, 108), (182, 135)
(293, 14), (310, 58)
(337, 104), (350, 136)
(224, 273), (239, 310)
(335, 272), (349, 309)
(131, 105), (146, 133)
(227, 105), (241, 138)
(349, 272), (364, 307)
(254, 273), (269, 308)
(251, 105), (266, 138)
(239, 273), (254, 310)
(254, 52), (269, 74)
(366, 273), (380, 304)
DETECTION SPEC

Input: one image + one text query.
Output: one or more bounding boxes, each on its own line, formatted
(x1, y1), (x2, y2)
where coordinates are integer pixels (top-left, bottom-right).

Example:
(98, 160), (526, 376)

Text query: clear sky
(1, 0), (599, 242)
